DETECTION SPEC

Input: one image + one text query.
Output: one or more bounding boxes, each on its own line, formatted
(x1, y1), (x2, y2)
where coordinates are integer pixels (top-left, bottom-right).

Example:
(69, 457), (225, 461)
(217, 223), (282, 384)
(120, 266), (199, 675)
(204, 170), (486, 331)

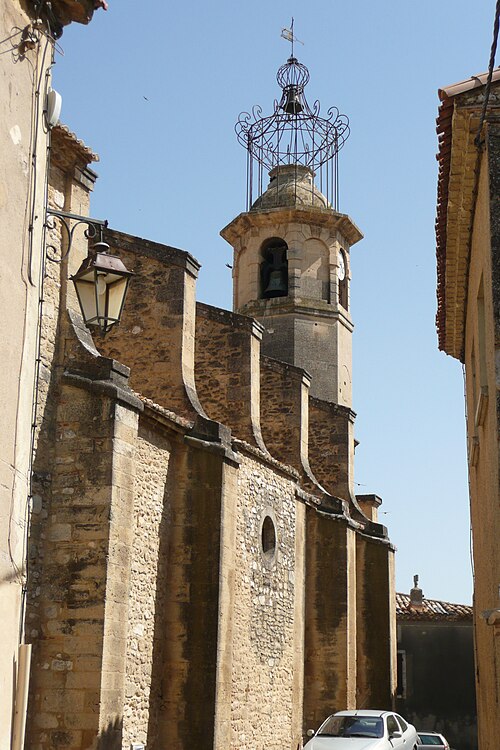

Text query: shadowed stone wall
(355, 535), (395, 710)
(303, 513), (356, 730)
(27, 365), (141, 750)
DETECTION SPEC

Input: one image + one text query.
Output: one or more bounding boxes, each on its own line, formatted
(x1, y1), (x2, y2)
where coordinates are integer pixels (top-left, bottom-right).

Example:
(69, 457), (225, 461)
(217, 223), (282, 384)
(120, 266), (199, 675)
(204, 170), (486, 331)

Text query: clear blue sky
(53, 0), (497, 604)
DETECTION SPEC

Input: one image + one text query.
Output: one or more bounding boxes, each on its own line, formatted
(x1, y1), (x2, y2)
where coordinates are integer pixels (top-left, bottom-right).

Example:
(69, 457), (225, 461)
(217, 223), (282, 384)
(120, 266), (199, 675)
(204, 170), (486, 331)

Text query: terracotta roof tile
(436, 68), (500, 358)
(52, 123), (99, 165)
(396, 592), (472, 621)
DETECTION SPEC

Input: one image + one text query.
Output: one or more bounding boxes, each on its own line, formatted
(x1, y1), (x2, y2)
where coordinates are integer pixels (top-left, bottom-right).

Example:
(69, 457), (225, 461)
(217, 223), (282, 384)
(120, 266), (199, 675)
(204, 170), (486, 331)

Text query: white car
(304, 709), (419, 750)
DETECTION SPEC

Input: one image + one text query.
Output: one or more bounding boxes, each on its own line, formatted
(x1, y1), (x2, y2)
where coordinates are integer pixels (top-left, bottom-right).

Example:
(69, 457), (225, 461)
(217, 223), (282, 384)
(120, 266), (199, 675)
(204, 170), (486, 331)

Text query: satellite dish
(45, 88), (62, 129)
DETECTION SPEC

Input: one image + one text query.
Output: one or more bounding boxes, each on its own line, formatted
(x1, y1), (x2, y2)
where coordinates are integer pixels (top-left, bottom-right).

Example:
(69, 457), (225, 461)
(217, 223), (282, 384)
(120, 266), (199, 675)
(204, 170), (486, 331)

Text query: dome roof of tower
(251, 165), (329, 211)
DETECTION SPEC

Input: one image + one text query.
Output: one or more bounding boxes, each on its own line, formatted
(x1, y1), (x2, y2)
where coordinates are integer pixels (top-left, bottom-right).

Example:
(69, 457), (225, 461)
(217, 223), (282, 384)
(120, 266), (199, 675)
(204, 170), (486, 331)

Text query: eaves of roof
(435, 69), (500, 359)
(51, 123), (99, 170)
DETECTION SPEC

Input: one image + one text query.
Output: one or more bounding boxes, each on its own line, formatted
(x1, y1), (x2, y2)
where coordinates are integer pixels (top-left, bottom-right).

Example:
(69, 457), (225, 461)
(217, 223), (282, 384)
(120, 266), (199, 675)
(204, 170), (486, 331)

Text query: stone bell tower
(221, 54), (362, 407)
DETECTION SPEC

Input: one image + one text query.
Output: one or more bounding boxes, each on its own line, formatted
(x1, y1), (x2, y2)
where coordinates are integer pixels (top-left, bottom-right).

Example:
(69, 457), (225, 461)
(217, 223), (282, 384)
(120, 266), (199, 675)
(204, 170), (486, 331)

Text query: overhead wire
(475, 0), (500, 148)
(459, 0), (500, 364)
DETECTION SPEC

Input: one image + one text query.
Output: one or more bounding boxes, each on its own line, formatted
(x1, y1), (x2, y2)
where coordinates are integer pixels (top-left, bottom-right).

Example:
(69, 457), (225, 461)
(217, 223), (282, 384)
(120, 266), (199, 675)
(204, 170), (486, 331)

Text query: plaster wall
(0, 5), (54, 746)
(463, 131), (500, 749)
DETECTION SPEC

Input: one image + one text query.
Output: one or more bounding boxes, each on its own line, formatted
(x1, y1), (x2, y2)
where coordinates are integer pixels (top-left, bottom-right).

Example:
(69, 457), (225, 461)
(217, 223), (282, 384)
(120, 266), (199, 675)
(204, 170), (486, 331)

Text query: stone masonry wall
(195, 303), (265, 450)
(27, 380), (139, 750)
(308, 397), (352, 499)
(99, 229), (203, 421)
(355, 535), (395, 710)
(304, 512), (356, 729)
(122, 420), (172, 749)
(260, 357), (304, 471)
(230, 452), (304, 750)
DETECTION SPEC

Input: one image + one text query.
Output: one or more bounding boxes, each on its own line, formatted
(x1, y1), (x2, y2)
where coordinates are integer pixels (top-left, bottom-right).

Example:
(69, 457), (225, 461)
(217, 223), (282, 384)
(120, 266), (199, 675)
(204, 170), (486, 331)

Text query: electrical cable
(460, 1), (500, 362)
(475, 0), (500, 148)
(4, 19), (56, 640)
(18, 46), (55, 644)
(7, 30), (47, 583)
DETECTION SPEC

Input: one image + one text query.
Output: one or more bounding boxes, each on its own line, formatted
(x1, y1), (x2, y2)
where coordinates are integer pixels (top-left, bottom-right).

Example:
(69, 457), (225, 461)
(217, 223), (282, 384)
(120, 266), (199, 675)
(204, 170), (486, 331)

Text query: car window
(386, 715), (400, 735)
(396, 715), (408, 732)
(417, 735), (445, 746)
(317, 716), (383, 739)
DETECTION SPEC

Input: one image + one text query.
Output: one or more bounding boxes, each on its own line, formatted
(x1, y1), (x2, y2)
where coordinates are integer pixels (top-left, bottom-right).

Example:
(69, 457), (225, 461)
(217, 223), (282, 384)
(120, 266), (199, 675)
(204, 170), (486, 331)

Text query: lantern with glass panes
(46, 209), (134, 335)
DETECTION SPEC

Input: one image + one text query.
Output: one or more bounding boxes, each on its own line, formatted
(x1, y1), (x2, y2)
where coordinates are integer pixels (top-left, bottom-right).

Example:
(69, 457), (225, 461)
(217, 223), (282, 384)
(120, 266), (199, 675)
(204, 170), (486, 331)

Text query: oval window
(261, 515), (277, 562)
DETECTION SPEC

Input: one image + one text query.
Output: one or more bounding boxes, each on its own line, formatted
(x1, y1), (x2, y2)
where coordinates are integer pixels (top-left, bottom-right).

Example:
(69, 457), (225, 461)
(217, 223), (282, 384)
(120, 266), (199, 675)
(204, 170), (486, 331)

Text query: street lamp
(71, 241), (133, 334)
(46, 209), (134, 334)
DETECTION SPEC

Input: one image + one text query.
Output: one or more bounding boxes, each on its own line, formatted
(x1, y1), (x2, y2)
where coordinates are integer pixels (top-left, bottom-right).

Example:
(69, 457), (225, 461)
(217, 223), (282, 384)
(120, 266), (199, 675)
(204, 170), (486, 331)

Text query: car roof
(334, 710), (391, 718)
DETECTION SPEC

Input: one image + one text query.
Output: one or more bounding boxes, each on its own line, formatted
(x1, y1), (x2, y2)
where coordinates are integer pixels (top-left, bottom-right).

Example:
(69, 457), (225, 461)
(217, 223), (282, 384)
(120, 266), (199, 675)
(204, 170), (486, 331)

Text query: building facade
(436, 71), (500, 750)
(396, 580), (476, 750)
(3, 5), (397, 749)
(0, 2), (105, 748)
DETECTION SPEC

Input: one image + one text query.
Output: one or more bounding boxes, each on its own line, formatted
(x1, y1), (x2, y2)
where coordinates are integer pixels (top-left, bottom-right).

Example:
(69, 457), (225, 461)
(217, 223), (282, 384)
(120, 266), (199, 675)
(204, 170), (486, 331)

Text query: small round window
(261, 515), (277, 565)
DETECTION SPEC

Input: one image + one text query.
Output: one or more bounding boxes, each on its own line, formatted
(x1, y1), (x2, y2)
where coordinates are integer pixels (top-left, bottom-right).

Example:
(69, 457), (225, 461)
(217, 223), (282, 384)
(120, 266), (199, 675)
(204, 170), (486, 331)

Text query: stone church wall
(27, 359), (142, 750)
(23, 152), (396, 750)
(308, 397), (353, 499)
(355, 534), (396, 709)
(122, 420), (172, 749)
(195, 303), (266, 451)
(101, 229), (203, 421)
(230, 451), (305, 750)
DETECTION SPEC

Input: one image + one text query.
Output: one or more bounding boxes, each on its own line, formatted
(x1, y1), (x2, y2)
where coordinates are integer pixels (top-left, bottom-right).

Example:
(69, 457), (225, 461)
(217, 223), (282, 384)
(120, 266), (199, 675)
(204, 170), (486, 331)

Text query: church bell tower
(221, 53), (362, 407)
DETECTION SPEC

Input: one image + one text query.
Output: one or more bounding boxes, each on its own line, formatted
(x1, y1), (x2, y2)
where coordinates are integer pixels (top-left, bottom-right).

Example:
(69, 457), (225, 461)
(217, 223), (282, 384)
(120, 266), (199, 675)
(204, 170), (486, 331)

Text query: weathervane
(235, 22), (350, 210)
(281, 17), (303, 58)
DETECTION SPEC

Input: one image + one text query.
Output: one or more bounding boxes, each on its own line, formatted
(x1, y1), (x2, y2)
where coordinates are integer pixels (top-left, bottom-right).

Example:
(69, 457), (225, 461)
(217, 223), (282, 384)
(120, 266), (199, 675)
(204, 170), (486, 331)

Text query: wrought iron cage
(236, 56), (350, 211)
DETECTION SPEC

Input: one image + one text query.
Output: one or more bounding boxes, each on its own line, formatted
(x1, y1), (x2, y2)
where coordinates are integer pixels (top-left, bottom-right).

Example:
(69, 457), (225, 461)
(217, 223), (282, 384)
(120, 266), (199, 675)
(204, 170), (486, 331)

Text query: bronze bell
(263, 269), (288, 297)
(283, 85), (303, 115)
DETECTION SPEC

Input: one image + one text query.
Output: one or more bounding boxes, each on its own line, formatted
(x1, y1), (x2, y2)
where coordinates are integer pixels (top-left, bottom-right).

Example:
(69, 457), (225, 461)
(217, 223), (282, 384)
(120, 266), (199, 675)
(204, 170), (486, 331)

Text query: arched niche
(302, 237), (330, 301)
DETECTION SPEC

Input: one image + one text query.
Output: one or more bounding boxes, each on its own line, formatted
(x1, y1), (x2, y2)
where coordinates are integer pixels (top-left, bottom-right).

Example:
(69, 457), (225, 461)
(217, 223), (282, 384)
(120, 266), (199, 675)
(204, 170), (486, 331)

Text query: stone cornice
(221, 205), (363, 247)
(239, 296), (354, 331)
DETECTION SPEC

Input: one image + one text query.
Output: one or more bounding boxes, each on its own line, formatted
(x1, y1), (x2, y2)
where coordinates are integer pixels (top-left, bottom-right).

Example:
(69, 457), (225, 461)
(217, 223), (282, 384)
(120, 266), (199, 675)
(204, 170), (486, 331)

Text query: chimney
(410, 574), (424, 609)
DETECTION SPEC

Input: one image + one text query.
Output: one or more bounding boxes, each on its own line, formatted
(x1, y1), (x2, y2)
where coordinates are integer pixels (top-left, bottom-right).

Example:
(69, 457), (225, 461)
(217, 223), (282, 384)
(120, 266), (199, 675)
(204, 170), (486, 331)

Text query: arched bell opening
(260, 237), (288, 299)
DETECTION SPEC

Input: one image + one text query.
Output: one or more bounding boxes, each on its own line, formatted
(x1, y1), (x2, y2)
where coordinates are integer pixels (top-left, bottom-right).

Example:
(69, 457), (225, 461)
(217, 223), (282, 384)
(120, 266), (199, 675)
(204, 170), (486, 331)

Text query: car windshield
(318, 716), (384, 739)
(418, 735), (445, 746)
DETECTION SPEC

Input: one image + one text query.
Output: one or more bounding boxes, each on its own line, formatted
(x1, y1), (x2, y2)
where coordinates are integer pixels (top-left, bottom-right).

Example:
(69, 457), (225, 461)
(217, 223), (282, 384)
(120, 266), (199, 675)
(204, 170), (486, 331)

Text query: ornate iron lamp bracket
(45, 209), (108, 263)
